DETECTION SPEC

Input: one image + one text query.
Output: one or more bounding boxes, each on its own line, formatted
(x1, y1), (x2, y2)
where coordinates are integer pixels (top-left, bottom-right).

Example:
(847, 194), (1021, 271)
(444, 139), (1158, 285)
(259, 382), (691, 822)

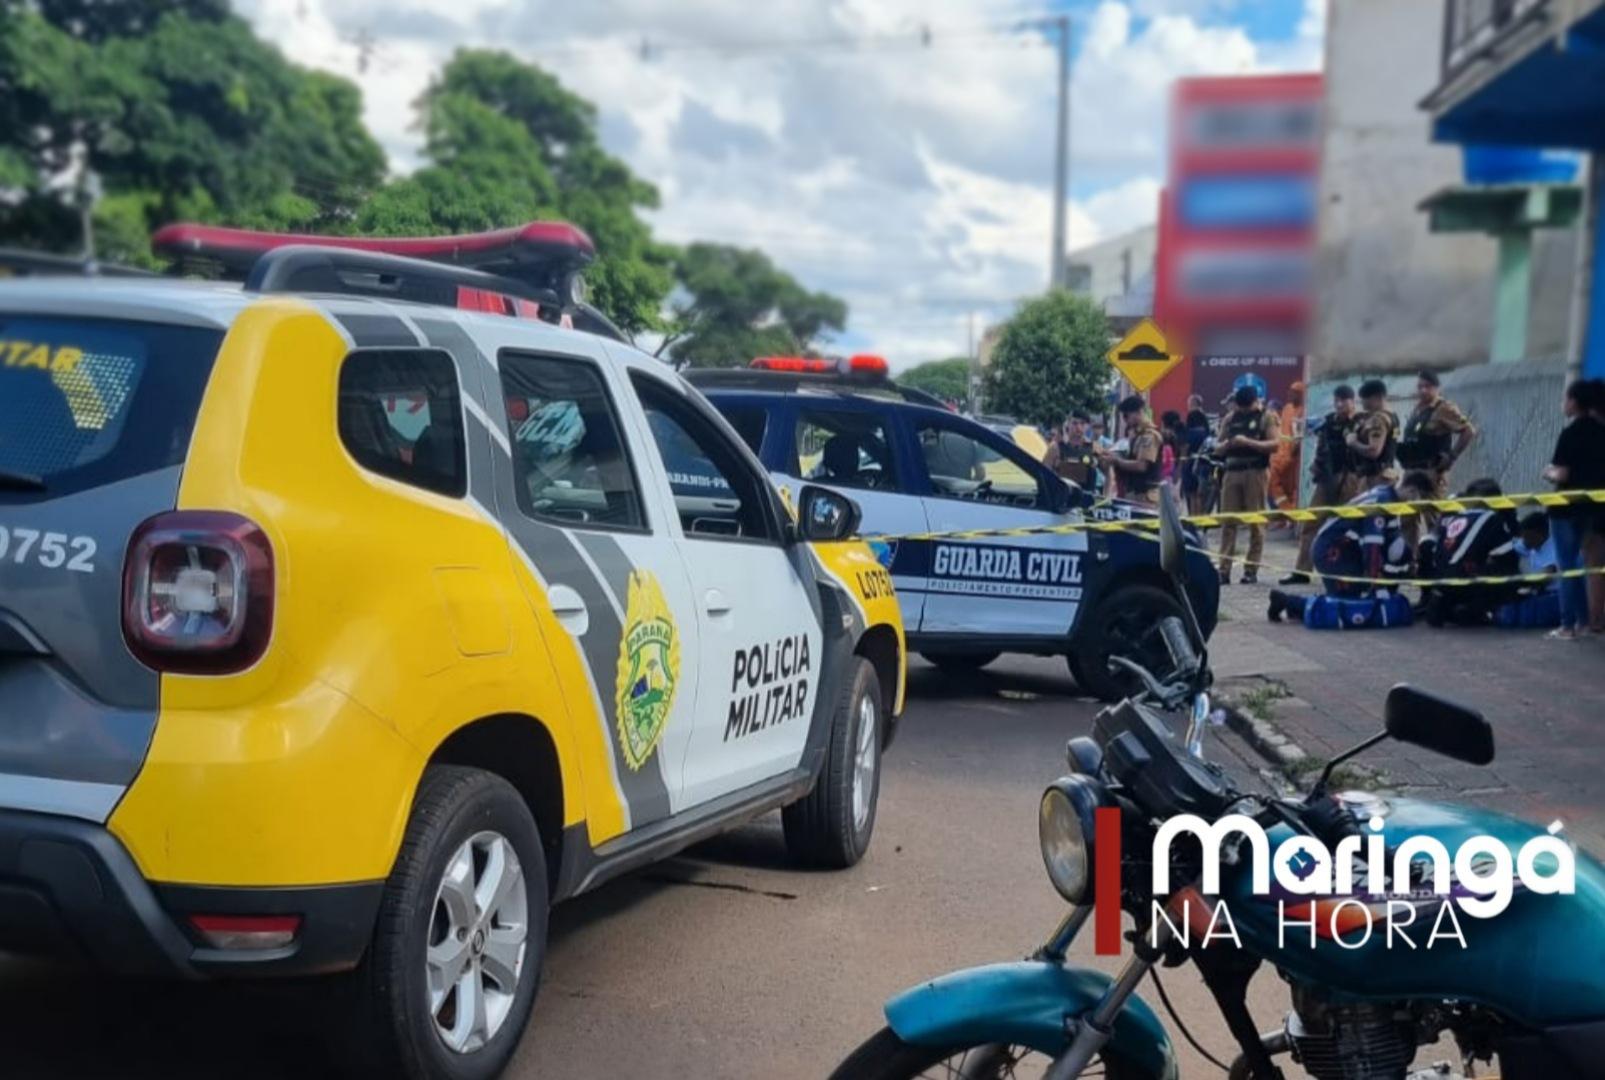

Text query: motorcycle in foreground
(831, 487), (1605, 1080)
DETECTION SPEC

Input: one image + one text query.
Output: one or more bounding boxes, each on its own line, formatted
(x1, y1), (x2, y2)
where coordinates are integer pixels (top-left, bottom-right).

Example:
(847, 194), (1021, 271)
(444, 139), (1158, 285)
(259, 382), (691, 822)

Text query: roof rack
(243, 245), (629, 344)
(682, 366), (950, 410)
(0, 247), (157, 278)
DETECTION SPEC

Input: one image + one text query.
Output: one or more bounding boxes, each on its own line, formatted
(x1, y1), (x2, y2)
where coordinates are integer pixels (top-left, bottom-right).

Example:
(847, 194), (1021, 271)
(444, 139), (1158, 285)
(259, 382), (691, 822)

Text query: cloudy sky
(237, 0), (1325, 368)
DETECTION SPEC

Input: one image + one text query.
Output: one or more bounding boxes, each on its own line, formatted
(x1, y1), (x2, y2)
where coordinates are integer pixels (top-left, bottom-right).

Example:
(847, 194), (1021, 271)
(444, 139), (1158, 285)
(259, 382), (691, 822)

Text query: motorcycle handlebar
(1107, 654), (1194, 712)
(1159, 616), (1197, 676)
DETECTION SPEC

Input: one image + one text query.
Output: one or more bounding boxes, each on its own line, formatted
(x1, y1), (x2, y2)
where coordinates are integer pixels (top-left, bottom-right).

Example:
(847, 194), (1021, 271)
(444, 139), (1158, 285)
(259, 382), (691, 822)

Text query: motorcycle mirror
(1158, 485), (1186, 582)
(1384, 684), (1495, 766)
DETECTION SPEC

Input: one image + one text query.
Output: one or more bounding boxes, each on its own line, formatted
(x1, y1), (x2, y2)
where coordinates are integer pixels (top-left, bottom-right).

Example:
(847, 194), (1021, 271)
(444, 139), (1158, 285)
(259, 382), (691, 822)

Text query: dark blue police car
(685, 356), (1220, 700)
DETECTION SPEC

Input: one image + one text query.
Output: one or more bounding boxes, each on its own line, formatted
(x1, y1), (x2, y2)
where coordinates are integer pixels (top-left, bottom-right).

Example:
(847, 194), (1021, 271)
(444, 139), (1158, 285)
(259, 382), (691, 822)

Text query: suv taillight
(122, 511), (274, 674)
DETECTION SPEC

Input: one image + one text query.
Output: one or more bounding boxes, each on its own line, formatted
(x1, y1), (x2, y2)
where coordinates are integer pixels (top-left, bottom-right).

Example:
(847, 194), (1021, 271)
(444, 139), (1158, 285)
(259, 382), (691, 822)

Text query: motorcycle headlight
(1038, 775), (1107, 905)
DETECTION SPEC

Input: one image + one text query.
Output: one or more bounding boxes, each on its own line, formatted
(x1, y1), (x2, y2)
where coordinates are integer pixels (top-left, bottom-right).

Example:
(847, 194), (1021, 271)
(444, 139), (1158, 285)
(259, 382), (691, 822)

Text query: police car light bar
(750, 354), (889, 378)
(148, 222), (630, 344)
(151, 221), (596, 278)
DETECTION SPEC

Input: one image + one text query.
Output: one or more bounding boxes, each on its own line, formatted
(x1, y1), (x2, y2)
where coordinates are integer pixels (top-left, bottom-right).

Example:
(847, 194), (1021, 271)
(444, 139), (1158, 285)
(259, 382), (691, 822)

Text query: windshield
(0, 315), (222, 499)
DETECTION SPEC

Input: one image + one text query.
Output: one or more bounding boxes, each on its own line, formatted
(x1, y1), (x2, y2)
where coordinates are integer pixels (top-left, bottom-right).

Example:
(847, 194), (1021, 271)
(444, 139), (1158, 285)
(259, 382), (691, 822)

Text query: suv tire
(783, 658), (882, 869)
(921, 650), (1000, 673)
(1068, 584), (1185, 703)
(347, 765), (548, 1080)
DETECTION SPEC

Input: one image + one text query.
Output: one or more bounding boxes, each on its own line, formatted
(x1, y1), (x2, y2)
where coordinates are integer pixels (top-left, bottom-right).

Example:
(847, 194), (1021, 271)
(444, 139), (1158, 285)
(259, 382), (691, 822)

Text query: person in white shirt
(1516, 512), (1559, 586)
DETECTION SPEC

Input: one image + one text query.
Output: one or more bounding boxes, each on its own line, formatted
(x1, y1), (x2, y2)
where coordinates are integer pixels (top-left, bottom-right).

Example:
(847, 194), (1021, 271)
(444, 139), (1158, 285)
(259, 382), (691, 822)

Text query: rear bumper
(0, 809), (380, 978)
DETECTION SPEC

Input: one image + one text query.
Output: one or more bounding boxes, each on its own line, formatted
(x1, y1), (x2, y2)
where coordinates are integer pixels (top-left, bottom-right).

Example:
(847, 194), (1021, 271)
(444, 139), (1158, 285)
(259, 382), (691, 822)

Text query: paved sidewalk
(1205, 529), (1605, 856)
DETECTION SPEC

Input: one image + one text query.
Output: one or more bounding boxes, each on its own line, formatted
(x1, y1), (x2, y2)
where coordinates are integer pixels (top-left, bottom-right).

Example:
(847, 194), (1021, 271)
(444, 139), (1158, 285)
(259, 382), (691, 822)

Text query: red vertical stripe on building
(1094, 807), (1123, 957)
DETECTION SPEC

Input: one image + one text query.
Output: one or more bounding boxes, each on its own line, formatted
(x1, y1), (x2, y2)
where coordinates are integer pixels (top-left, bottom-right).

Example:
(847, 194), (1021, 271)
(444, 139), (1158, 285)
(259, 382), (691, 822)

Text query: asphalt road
(0, 656), (1287, 1079)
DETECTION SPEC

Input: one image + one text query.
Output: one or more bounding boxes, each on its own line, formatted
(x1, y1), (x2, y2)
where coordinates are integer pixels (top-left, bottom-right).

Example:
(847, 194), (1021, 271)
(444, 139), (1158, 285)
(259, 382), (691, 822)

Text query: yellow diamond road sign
(1106, 318), (1183, 392)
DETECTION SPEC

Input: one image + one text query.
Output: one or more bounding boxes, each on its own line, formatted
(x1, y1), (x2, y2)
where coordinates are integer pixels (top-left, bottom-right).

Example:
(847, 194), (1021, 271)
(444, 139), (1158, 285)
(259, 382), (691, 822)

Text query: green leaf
(982, 292), (1113, 428)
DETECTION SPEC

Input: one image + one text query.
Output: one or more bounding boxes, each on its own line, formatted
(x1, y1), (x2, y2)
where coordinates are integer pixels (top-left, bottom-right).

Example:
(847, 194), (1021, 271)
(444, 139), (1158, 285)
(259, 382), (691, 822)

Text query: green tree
(359, 50), (672, 334)
(899, 357), (971, 403)
(982, 292), (1111, 428)
(658, 242), (847, 368)
(0, 1), (385, 263)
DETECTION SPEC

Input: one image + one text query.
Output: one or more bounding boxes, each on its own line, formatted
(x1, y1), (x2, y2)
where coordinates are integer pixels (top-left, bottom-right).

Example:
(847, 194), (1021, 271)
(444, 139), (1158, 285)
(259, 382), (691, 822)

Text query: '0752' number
(0, 526), (97, 573)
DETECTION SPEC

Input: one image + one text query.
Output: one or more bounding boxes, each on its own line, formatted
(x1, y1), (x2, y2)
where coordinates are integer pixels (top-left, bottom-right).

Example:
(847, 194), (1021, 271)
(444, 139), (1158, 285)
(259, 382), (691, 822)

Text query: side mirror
(796, 485), (862, 543)
(1158, 484), (1187, 581)
(1384, 684), (1494, 765)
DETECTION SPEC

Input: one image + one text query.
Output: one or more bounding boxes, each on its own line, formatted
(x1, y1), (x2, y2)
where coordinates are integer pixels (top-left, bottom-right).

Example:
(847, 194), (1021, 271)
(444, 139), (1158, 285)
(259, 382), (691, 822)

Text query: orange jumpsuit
(1268, 396), (1305, 513)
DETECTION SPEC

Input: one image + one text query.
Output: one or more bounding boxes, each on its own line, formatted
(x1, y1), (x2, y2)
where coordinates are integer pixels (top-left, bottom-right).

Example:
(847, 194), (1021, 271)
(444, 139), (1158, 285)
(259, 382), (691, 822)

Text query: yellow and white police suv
(0, 224), (905, 1079)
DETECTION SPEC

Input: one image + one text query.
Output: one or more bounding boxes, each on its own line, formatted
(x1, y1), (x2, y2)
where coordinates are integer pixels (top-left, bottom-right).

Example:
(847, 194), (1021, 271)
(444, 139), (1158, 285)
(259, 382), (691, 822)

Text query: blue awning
(1432, 5), (1605, 149)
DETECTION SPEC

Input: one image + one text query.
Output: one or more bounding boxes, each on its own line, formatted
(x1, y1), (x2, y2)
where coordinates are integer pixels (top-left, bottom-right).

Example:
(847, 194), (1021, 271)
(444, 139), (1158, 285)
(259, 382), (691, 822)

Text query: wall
(1065, 225), (1157, 307)
(1311, 0), (1495, 379)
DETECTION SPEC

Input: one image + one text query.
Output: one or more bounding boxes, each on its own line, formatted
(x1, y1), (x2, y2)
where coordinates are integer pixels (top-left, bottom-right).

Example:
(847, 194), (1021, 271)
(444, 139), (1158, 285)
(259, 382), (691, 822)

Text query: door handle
(548, 584), (589, 636)
(704, 588), (733, 617)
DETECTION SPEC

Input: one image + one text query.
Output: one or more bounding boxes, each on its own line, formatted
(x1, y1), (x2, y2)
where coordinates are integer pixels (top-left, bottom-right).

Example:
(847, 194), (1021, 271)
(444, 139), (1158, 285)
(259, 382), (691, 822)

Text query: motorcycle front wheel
(831, 1027), (1142, 1080)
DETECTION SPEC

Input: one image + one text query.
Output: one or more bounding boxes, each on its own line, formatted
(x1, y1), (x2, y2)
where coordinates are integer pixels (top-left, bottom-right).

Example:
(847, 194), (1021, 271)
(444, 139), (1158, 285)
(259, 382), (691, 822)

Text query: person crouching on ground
(1267, 470), (1433, 628)
(1495, 511), (1564, 629)
(1417, 478), (1524, 627)
(1215, 383), (1281, 585)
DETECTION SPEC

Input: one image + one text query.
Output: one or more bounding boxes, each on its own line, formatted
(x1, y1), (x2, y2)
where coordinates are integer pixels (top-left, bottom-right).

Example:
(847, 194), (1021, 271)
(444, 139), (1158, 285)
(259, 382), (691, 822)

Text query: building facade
(1423, 0), (1605, 382)
(1151, 74), (1323, 416)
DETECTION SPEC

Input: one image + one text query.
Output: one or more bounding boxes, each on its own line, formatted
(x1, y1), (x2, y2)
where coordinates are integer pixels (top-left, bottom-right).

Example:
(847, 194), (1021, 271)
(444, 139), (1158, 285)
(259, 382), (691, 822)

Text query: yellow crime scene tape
(1118, 524), (1605, 591)
(862, 489), (1605, 543)
(855, 489), (1605, 591)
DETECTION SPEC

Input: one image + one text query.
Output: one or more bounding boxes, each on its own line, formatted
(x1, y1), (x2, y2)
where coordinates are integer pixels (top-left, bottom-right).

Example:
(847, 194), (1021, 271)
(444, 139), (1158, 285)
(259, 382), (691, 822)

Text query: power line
(517, 15), (1068, 62)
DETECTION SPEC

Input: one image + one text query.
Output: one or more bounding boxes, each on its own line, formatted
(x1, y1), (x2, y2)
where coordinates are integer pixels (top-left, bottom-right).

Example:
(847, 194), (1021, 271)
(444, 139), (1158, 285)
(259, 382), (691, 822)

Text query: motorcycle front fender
(885, 961), (1178, 1080)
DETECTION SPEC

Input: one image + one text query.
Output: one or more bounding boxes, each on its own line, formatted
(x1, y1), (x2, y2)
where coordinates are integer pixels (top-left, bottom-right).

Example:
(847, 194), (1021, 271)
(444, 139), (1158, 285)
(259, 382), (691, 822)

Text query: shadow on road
(905, 657), (1091, 703)
(0, 954), (345, 1079)
(0, 821), (790, 1080)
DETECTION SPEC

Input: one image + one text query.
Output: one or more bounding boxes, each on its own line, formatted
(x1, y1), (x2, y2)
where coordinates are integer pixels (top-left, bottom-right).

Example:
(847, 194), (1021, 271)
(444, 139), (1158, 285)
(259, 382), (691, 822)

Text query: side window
(632, 374), (777, 543)
(338, 348), (466, 497)
(499, 352), (645, 531)
(915, 419), (1045, 508)
(794, 409), (902, 493)
(720, 405), (769, 456)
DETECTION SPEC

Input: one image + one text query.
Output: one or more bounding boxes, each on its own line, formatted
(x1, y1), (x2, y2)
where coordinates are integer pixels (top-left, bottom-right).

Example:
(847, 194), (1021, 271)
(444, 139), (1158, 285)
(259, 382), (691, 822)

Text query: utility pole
(1048, 14), (1071, 291)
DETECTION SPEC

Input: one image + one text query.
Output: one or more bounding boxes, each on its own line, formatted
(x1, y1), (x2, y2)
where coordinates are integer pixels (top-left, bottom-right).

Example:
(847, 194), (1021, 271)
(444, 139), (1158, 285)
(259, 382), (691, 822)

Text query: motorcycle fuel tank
(1213, 795), (1605, 1028)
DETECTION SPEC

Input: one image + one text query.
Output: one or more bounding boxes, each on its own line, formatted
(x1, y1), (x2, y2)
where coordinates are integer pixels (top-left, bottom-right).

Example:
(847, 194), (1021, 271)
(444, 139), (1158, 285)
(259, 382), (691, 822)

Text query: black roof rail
(0, 247), (158, 278)
(243, 245), (630, 344)
(682, 367), (950, 410)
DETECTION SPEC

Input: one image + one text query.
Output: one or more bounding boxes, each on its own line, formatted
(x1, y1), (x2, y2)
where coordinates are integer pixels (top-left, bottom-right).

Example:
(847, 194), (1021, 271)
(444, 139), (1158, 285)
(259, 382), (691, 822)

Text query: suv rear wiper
(0, 469), (46, 492)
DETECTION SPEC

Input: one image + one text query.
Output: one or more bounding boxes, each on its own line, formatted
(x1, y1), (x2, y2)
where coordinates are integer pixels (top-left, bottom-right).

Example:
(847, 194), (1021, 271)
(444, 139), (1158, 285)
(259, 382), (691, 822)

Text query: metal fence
(1441, 358), (1569, 494)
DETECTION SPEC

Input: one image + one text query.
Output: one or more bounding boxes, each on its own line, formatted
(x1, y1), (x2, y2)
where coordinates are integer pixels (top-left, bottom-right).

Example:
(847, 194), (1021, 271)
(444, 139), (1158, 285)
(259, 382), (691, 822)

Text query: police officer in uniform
(1096, 394), (1162, 507)
(1042, 410), (1099, 493)
(1215, 383), (1281, 584)
(1400, 369), (1476, 499)
(1347, 378), (1399, 490)
(1282, 384), (1360, 585)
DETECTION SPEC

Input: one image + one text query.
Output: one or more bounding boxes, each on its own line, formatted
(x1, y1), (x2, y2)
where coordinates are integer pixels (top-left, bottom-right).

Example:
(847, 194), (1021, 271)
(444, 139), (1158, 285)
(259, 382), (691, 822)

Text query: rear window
(338, 349), (467, 498)
(0, 315), (222, 500)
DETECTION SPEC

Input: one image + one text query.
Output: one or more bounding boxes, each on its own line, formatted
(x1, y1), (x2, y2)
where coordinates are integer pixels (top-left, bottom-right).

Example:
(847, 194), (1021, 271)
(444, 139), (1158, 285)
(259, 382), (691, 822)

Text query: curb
(1216, 683), (1309, 772)
(1216, 680), (1386, 791)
